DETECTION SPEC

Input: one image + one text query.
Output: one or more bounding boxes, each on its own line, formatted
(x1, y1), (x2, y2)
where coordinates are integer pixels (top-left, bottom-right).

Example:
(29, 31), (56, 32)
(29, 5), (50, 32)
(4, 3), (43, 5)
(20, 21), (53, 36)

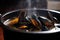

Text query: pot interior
(1, 9), (60, 33)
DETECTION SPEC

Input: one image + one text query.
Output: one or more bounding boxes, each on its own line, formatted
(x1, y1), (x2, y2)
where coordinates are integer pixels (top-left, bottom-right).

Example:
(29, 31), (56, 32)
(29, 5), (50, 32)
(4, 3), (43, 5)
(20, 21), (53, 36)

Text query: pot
(0, 9), (60, 34)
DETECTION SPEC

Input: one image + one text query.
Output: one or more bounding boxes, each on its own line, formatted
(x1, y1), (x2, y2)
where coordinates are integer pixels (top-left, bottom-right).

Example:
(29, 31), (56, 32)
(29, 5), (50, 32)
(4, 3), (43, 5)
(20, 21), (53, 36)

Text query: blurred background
(0, 0), (60, 14)
(0, 0), (47, 14)
(47, 0), (60, 10)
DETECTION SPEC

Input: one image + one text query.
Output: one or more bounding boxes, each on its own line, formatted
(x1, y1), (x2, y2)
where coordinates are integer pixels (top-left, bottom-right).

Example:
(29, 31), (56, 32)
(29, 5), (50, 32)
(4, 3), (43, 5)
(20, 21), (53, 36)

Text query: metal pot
(0, 9), (60, 34)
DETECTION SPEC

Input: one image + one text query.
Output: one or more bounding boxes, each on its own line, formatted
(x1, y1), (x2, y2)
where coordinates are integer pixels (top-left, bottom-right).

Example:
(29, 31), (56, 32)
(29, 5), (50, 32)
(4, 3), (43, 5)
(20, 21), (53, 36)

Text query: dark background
(0, 0), (47, 14)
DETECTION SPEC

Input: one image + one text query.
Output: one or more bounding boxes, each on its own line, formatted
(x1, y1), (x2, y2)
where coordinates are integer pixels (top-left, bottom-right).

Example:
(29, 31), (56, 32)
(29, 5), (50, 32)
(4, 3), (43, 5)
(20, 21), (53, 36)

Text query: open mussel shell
(38, 16), (54, 30)
(25, 16), (42, 32)
(31, 14), (49, 31)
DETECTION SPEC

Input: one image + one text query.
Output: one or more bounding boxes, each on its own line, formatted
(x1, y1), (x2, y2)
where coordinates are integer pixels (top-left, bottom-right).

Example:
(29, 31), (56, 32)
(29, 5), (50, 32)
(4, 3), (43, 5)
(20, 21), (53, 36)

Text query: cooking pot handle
(0, 14), (2, 20)
(0, 14), (2, 26)
(0, 14), (1, 17)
